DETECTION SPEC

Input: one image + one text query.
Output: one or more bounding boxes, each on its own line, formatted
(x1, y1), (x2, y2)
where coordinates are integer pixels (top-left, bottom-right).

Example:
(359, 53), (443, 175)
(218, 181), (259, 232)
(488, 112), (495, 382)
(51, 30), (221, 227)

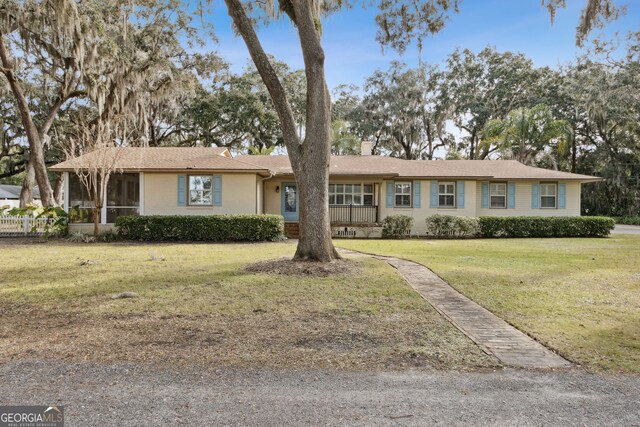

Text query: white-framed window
(540, 182), (557, 208)
(188, 175), (213, 206)
(490, 182), (507, 209)
(394, 182), (412, 207)
(329, 183), (374, 205)
(438, 182), (455, 208)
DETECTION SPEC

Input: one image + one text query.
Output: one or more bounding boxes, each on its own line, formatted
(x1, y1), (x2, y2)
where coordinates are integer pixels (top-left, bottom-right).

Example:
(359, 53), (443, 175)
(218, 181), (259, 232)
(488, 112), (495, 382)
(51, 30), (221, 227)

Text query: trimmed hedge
(425, 214), (480, 238)
(115, 214), (285, 241)
(478, 216), (615, 238)
(382, 214), (414, 239)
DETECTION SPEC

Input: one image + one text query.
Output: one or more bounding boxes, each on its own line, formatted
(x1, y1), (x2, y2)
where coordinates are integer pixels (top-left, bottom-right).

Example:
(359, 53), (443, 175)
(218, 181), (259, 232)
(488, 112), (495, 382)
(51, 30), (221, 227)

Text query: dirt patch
(244, 257), (361, 277)
(0, 302), (496, 371)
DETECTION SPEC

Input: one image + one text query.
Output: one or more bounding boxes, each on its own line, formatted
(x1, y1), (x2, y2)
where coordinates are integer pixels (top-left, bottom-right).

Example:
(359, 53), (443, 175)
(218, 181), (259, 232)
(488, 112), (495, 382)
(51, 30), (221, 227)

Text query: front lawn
(337, 236), (640, 373)
(0, 240), (495, 370)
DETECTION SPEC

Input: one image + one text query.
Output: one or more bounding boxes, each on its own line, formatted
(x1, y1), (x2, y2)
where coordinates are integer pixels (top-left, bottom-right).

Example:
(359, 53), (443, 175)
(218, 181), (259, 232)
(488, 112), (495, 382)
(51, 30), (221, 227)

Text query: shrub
(425, 214), (480, 238)
(115, 214), (285, 242)
(382, 215), (414, 238)
(478, 216), (615, 238)
(615, 216), (640, 225)
(98, 229), (121, 242)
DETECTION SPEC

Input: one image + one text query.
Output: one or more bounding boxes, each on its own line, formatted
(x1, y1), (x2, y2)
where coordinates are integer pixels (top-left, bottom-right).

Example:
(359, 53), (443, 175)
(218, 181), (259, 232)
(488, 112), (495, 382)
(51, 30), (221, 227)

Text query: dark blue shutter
(430, 180), (438, 208)
(177, 175), (187, 206)
(558, 183), (566, 209)
(413, 181), (421, 208)
(213, 175), (222, 206)
(507, 181), (516, 209)
(531, 183), (539, 209)
(386, 181), (394, 208)
(481, 182), (489, 208)
(456, 181), (465, 209)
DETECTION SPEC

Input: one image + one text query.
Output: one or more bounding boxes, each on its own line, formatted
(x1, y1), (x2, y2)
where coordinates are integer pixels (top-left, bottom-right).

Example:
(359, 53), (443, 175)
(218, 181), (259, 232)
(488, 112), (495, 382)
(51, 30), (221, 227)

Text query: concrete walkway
(341, 249), (571, 369)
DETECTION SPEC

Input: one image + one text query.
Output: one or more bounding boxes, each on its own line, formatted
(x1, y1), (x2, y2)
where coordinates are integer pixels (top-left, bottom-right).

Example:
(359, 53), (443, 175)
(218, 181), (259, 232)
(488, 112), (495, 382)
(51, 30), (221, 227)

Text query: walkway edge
(340, 248), (572, 369)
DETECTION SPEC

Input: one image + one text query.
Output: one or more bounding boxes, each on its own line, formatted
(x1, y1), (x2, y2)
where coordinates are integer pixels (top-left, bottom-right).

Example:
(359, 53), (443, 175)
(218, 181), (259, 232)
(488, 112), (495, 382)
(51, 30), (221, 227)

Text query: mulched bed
(244, 257), (362, 277)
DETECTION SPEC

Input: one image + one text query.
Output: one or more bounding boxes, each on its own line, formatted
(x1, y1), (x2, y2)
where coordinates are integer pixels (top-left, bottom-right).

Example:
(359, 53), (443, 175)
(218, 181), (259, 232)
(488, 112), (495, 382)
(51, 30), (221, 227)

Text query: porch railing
(329, 205), (378, 224)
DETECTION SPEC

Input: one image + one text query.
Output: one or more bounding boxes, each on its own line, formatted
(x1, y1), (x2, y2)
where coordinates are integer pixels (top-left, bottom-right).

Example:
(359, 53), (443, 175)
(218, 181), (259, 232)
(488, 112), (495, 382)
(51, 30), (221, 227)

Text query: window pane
(353, 195), (362, 205)
(395, 183), (403, 194)
(541, 196), (556, 208)
(353, 184), (361, 194)
(336, 194), (344, 204)
(344, 184), (352, 193)
(363, 184), (373, 194)
(329, 195), (335, 204)
(345, 194), (352, 204)
(402, 183), (411, 193)
(329, 184), (335, 193)
(490, 183), (506, 196)
(336, 184), (344, 193)
(363, 195), (373, 206)
(402, 195), (411, 206)
(490, 195), (506, 208)
(439, 184), (446, 193)
(439, 195), (455, 207)
(540, 183), (556, 196)
(446, 184), (455, 194)
(284, 185), (297, 212)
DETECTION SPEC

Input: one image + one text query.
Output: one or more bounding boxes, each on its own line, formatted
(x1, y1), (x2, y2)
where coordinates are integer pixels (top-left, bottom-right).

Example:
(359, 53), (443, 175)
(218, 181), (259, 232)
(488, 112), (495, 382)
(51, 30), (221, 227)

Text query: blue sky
(202, 0), (639, 89)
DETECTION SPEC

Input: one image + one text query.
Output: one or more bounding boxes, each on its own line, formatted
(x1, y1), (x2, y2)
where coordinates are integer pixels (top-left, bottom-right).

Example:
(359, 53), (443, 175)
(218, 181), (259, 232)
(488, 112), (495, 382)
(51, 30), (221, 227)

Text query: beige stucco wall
(379, 180), (478, 235)
(144, 173), (259, 215)
(475, 180), (581, 217)
(263, 177), (583, 235)
(264, 179), (283, 216)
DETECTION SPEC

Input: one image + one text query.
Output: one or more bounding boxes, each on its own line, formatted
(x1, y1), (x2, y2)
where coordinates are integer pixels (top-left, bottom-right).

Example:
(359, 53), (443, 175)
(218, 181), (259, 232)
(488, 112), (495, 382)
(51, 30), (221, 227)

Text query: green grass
(336, 236), (640, 373)
(0, 240), (495, 370)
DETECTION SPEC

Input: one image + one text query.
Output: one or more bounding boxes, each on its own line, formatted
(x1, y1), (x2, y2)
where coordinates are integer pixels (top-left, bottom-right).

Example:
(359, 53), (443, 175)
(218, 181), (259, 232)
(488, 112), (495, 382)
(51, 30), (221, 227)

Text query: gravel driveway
(1, 360), (638, 426)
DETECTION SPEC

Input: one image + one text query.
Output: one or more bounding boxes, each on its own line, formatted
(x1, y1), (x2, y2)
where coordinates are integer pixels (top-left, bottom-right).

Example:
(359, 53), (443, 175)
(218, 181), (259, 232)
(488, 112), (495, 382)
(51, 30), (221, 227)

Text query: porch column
(139, 172), (145, 216)
(101, 185), (107, 225)
(63, 172), (69, 212)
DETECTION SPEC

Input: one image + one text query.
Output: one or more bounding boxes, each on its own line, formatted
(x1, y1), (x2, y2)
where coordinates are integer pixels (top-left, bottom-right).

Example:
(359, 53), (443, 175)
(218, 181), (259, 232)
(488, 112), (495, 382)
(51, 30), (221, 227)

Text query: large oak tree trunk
(0, 33), (56, 206)
(19, 162), (35, 207)
(224, 0), (340, 261)
(53, 173), (65, 206)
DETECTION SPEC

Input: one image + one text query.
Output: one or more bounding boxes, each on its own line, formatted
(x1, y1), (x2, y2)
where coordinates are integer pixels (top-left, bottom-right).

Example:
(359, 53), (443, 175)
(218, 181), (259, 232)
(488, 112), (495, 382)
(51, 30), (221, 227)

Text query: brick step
(284, 222), (299, 239)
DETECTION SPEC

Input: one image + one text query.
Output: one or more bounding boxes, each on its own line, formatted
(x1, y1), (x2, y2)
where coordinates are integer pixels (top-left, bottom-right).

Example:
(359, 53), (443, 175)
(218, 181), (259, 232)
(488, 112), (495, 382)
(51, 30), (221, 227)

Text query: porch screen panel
(106, 173), (140, 222)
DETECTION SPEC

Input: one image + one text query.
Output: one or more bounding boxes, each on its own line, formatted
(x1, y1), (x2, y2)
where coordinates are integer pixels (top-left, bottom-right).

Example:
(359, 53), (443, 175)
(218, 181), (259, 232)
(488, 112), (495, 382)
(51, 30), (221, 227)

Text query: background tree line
(1, 1), (637, 218)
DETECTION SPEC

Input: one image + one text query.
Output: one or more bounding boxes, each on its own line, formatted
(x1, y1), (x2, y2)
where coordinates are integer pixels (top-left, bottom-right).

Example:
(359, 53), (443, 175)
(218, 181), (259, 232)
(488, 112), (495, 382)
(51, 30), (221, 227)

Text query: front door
(281, 182), (299, 221)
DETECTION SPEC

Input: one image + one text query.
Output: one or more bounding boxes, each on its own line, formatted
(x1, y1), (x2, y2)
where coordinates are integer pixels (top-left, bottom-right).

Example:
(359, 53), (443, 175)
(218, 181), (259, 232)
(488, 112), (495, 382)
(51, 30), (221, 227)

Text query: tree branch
(223, 0), (301, 162)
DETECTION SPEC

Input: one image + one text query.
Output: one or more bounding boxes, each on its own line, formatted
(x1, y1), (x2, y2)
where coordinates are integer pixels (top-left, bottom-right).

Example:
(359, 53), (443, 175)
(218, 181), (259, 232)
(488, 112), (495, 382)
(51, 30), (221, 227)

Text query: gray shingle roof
(49, 148), (601, 182)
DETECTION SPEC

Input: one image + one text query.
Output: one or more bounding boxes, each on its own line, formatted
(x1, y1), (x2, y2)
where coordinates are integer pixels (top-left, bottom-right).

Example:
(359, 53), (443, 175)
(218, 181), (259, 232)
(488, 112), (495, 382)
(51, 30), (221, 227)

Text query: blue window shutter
(558, 183), (566, 209)
(213, 175), (222, 206)
(413, 181), (421, 208)
(531, 183), (539, 209)
(386, 181), (394, 208)
(481, 182), (489, 209)
(507, 181), (516, 209)
(456, 181), (465, 209)
(430, 180), (438, 208)
(177, 175), (187, 206)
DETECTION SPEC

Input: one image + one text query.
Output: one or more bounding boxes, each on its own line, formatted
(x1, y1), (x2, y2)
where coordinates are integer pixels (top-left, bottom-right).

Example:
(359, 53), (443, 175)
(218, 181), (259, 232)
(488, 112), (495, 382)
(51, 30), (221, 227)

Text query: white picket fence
(0, 215), (58, 236)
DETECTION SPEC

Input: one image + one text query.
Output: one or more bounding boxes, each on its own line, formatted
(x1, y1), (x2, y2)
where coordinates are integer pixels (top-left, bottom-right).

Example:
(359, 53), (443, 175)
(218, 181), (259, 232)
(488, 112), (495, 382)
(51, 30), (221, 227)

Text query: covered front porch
(271, 180), (383, 238)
